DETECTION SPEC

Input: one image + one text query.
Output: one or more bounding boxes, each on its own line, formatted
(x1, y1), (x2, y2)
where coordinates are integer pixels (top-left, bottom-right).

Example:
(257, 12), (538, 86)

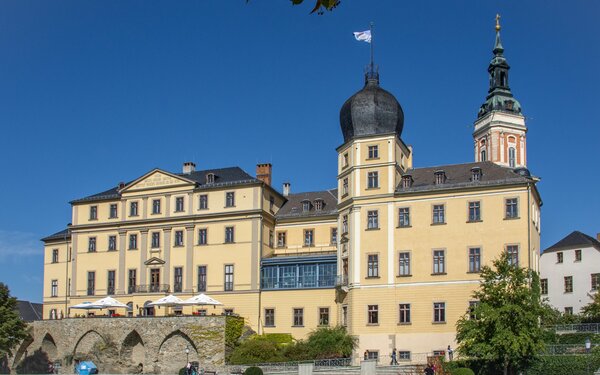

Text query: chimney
(283, 182), (291, 197)
(256, 163), (272, 185)
(183, 162), (196, 174)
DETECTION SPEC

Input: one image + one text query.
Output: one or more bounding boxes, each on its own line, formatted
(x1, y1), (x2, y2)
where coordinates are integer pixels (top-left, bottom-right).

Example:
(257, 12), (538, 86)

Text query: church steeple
(478, 14), (522, 118)
(473, 15), (528, 169)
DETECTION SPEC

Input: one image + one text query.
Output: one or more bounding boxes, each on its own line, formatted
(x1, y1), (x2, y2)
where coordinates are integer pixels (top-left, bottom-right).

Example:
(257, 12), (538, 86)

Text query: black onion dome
(340, 76), (404, 143)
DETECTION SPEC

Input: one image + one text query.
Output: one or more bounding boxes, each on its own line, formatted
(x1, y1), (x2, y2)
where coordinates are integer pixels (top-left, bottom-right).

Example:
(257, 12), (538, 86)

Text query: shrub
(305, 326), (356, 359)
(243, 366), (263, 375)
(229, 338), (284, 364)
(263, 333), (293, 345)
(451, 368), (475, 375)
(527, 354), (600, 375)
(282, 340), (311, 361)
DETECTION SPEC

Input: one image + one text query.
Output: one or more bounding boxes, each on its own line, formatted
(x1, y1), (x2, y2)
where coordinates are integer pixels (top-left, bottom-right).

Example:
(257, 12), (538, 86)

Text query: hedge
(525, 354), (600, 375)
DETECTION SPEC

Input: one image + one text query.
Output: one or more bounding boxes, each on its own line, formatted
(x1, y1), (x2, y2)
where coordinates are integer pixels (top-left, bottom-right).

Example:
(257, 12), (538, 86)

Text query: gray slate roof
(276, 189), (338, 219)
(397, 161), (534, 193)
(41, 228), (71, 242)
(71, 167), (259, 204)
(16, 300), (43, 321)
(544, 231), (600, 253)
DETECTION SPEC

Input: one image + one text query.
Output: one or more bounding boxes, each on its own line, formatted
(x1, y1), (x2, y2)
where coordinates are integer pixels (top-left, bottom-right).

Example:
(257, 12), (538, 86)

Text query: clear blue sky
(1, 1), (598, 302)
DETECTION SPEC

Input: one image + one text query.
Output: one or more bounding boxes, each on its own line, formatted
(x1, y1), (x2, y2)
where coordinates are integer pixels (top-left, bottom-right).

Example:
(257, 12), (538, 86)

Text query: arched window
(480, 149), (487, 162)
(508, 147), (516, 168)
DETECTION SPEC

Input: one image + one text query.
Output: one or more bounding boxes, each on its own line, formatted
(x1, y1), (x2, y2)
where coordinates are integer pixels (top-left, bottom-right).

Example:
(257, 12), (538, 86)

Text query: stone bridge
(8, 316), (226, 374)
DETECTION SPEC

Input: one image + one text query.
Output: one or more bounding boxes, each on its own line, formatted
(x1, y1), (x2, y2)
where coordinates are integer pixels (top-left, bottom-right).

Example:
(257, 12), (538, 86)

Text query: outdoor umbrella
(70, 302), (101, 310)
(181, 293), (223, 314)
(149, 294), (185, 315)
(90, 296), (130, 309)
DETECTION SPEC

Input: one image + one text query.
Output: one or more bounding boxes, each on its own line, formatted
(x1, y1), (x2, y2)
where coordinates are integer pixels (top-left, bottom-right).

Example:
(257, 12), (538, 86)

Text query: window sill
(397, 274), (412, 278)
(431, 272), (447, 276)
(173, 245), (184, 248)
(365, 227), (380, 231)
(109, 217), (118, 220)
(504, 216), (520, 220)
(397, 322), (412, 326)
(466, 271), (481, 274)
(302, 244), (314, 248)
(432, 321), (447, 325)
(151, 213), (161, 215)
(366, 323), (379, 326)
(198, 208), (209, 211)
(431, 222), (447, 226)
(342, 193), (349, 198)
(366, 187), (380, 190)
(89, 218), (98, 221)
(107, 249), (117, 252)
(197, 243), (208, 246)
(264, 325), (275, 328)
(128, 248), (138, 251)
(397, 225), (412, 229)
(467, 220), (482, 223)
(174, 210), (185, 213)
(224, 242), (235, 244)
(277, 245), (287, 249)
(365, 276), (380, 279)
(224, 206), (236, 208)
(129, 214), (139, 218)
(292, 325), (304, 328)
(366, 157), (380, 161)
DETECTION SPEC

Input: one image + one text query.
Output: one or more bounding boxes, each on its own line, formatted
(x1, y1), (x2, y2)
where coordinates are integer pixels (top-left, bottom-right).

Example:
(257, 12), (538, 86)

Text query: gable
(144, 257), (166, 266)
(121, 169), (195, 193)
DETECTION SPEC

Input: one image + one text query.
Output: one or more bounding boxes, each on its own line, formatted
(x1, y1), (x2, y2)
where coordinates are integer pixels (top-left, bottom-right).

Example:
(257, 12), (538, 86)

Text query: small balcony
(129, 284), (170, 294)
(335, 275), (348, 287)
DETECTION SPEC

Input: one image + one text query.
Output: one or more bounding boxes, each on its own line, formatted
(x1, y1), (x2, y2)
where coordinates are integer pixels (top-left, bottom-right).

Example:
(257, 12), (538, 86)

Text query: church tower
(473, 15), (527, 169)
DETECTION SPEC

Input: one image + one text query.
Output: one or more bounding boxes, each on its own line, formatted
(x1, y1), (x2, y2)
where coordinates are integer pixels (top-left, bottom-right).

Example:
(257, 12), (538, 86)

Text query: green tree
(290, 0), (340, 14)
(455, 253), (545, 375)
(305, 326), (356, 359)
(0, 283), (28, 356)
(581, 291), (600, 322)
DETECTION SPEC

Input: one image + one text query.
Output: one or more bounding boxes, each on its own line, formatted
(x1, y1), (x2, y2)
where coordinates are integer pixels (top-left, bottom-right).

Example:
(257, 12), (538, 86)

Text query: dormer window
(302, 200), (311, 212)
(206, 173), (215, 184)
(314, 199), (324, 211)
(471, 167), (482, 182)
(401, 174), (413, 189)
(434, 170), (446, 185)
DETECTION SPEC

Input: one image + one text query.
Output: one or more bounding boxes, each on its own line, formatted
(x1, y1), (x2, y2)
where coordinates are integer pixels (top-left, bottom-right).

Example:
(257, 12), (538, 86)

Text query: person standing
(390, 348), (398, 365)
(447, 345), (453, 361)
(363, 350), (369, 360)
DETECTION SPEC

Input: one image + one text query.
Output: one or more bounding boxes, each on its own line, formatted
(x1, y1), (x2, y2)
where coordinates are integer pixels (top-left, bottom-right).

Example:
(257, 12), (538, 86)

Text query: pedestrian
(185, 362), (192, 375)
(390, 348), (398, 365)
(447, 345), (453, 361)
(424, 363), (434, 375)
(363, 350), (369, 360)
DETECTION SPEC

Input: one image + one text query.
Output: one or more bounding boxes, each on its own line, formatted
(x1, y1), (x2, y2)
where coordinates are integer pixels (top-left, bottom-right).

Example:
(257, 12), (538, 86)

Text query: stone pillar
(185, 225), (195, 292)
(140, 230), (148, 286)
(164, 229), (172, 291)
(360, 360), (376, 375)
(117, 230), (127, 295)
(299, 363), (314, 375)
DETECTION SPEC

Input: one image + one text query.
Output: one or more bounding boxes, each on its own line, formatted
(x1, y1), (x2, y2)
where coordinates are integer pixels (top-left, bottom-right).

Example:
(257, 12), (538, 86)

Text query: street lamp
(585, 338), (591, 375)
(185, 346), (190, 363)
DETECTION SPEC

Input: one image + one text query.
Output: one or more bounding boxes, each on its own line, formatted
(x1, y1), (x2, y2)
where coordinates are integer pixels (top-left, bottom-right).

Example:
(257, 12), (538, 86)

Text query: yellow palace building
(42, 23), (541, 361)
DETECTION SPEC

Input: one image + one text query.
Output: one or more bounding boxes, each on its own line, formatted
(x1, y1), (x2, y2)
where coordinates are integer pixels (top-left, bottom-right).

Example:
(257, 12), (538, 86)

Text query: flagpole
(370, 22), (374, 74)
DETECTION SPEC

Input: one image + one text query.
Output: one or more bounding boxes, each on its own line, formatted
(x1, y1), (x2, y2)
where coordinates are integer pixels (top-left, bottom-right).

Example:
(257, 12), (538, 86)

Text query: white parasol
(70, 301), (101, 310)
(181, 293), (223, 312)
(90, 296), (130, 309)
(149, 294), (185, 307)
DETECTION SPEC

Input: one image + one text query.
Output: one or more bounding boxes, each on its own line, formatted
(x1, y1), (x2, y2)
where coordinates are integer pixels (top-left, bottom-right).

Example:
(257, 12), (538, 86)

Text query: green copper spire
(477, 14), (522, 118)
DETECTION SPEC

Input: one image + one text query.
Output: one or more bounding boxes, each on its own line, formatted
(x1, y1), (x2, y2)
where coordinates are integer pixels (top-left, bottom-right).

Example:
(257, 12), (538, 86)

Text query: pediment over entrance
(144, 257), (166, 266)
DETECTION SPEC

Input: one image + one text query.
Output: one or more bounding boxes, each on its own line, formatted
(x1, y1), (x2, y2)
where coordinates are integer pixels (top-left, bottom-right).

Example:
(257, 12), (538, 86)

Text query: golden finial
(495, 14), (501, 32)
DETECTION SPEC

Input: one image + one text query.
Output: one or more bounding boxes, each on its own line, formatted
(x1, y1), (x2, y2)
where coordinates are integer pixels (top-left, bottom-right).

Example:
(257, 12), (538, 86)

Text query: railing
(549, 323), (600, 334)
(543, 344), (598, 355)
(229, 358), (352, 374)
(130, 284), (170, 293)
(336, 275), (348, 287)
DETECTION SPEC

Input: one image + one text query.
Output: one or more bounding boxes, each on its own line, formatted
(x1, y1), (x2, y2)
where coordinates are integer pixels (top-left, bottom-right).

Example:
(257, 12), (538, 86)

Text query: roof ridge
(408, 161), (498, 171)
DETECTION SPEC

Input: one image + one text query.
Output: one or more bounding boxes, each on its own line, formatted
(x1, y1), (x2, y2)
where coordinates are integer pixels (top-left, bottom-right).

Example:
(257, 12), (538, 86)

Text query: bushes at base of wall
(243, 366), (263, 375)
(451, 369), (475, 375)
(526, 354), (600, 375)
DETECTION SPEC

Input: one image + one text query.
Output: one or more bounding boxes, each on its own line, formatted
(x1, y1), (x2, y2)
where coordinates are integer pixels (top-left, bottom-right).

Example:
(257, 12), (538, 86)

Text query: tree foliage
(581, 291), (600, 322)
(0, 283), (28, 356)
(455, 252), (545, 375)
(290, 0), (340, 15)
(305, 326), (356, 359)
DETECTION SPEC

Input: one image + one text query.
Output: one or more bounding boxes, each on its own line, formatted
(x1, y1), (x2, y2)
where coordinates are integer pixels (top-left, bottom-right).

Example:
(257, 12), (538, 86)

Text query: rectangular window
(367, 254), (379, 277)
(433, 250), (445, 274)
(468, 201), (481, 222)
(342, 178), (349, 196)
(398, 207), (410, 227)
(399, 252), (410, 276)
(541, 279), (548, 295)
(319, 307), (330, 326)
(293, 308), (304, 326)
(174, 230), (184, 247)
(433, 302), (446, 323)
(129, 234), (138, 250)
(277, 231), (286, 247)
(367, 351), (379, 360)
(342, 215), (348, 234)
(107, 270), (115, 295)
(226, 192), (235, 207)
(398, 351), (411, 361)
(565, 307), (574, 315)
(89, 205), (98, 220)
(564, 276), (573, 293)
(432, 204), (445, 224)
(175, 197), (184, 212)
(224, 264), (234, 291)
(592, 273), (600, 291)
(304, 229), (314, 247)
(343, 153), (349, 167)
(87, 271), (95, 296)
(269, 230), (274, 247)
(197, 266), (207, 292)
(51, 280), (58, 297)
(52, 249), (59, 263)
(151, 232), (160, 248)
(109, 203), (118, 218)
(330, 228), (337, 245)
(505, 198), (518, 219)
(342, 305), (348, 326)
(469, 248), (481, 273)
(198, 229), (207, 245)
(199, 194), (208, 209)
(108, 235), (117, 251)
(399, 303), (411, 324)
(557, 252), (563, 263)
(264, 308), (275, 327)
(129, 201), (138, 217)
(507, 245), (519, 266)
(88, 237), (97, 252)
(368, 305), (379, 324)
(367, 210), (379, 229)
(469, 301), (480, 320)
(128, 269), (136, 294)
(225, 227), (235, 243)
(152, 199), (161, 214)
(368, 145), (379, 159)
(174, 267), (183, 293)
(575, 250), (582, 262)
(224, 309), (234, 316)
(367, 171), (379, 189)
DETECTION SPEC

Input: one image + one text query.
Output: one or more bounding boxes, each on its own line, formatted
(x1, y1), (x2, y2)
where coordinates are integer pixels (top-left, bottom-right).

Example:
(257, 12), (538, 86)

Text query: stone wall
(8, 316), (226, 374)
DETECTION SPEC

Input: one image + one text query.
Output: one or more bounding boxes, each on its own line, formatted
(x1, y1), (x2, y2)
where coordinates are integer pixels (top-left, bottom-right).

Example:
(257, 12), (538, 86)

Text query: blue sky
(0, 1), (598, 302)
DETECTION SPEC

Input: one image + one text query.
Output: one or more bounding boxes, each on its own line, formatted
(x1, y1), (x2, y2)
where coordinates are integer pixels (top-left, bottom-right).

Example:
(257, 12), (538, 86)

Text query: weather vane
(495, 14), (501, 32)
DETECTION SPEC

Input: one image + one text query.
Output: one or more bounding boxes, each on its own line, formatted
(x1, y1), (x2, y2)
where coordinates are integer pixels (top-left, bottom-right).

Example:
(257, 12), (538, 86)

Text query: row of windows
(88, 192), (237, 221)
(83, 265), (235, 296)
(341, 145), (380, 169)
(264, 307), (331, 327)
(555, 250), (583, 263)
(261, 263), (337, 289)
(540, 274), (599, 295)
(86, 227), (235, 252)
(275, 229), (337, 248)
(361, 246), (519, 278)
(359, 301), (479, 325)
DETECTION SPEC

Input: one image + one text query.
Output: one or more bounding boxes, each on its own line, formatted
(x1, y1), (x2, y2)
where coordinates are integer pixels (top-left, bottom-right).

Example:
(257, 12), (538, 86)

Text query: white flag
(353, 30), (371, 43)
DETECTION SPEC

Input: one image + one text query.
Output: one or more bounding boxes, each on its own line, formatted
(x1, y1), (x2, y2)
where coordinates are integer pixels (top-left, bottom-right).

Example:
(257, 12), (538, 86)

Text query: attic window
(206, 173), (215, 184)
(302, 200), (311, 212)
(471, 167), (482, 182)
(314, 199), (324, 211)
(434, 170), (446, 185)
(401, 175), (413, 189)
